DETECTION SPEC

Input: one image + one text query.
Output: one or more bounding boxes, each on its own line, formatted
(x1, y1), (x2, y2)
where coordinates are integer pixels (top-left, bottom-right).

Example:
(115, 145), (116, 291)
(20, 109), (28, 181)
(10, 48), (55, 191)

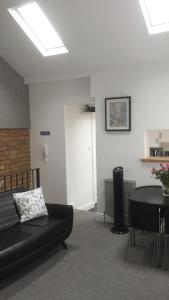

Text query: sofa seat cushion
(0, 223), (44, 268)
(0, 217), (68, 269)
(24, 216), (69, 239)
(24, 216), (67, 229)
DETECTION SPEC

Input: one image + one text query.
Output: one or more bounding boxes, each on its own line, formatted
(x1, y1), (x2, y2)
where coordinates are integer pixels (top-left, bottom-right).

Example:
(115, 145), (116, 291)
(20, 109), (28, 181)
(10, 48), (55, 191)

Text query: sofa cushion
(24, 216), (65, 228)
(0, 217), (68, 268)
(0, 223), (44, 268)
(24, 216), (69, 239)
(0, 188), (26, 231)
(13, 187), (48, 223)
(0, 223), (43, 252)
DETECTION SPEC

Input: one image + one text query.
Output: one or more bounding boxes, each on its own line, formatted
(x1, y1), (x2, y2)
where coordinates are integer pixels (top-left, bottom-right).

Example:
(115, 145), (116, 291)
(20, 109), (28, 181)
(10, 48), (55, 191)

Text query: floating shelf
(141, 157), (169, 163)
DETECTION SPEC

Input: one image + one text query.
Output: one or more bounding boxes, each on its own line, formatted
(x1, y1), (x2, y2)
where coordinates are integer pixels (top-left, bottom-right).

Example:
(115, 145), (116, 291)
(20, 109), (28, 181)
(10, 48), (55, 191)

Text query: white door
(64, 104), (96, 210)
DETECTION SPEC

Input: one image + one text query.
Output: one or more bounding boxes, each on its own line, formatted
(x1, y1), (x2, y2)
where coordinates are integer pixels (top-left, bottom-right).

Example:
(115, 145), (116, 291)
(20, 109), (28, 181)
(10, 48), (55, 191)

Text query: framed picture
(105, 96), (131, 131)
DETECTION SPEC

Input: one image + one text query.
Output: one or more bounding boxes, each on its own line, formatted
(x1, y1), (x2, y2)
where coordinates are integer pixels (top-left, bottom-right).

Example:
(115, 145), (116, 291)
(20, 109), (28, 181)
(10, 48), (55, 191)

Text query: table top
(129, 185), (169, 207)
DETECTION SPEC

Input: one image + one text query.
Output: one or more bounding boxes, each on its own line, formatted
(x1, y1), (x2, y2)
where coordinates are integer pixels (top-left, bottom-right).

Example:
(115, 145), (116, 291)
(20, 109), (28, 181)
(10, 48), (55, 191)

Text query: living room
(1, 0), (169, 299)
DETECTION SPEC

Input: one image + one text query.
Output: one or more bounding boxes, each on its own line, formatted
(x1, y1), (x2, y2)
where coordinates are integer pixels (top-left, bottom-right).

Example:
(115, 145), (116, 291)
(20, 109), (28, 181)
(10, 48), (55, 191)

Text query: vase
(162, 184), (169, 196)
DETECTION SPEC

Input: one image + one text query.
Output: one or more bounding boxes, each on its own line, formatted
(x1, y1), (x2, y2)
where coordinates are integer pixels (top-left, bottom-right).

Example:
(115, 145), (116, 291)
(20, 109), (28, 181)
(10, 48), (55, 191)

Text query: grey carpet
(0, 211), (169, 300)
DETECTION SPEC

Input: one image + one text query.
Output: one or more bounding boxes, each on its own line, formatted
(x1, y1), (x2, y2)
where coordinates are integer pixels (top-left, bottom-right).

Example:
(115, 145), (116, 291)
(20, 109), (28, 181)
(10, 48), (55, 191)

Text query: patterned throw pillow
(13, 187), (48, 223)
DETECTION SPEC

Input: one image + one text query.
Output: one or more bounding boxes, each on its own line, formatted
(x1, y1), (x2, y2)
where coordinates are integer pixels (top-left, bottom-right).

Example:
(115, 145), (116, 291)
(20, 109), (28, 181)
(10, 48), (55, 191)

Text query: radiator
(104, 179), (136, 223)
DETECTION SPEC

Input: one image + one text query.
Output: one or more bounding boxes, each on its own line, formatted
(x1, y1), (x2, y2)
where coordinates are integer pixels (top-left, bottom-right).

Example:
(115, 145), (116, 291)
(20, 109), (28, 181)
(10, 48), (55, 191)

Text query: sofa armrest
(46, 203), (73, 226)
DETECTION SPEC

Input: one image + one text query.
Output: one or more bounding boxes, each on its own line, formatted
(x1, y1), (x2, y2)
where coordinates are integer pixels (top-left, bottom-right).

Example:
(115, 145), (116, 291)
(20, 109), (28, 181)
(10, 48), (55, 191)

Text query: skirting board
(95, 212), (128, 225)
(70, 202), (95, 211)
(78, 202), (96, 211)
(95, 212), (113, 223)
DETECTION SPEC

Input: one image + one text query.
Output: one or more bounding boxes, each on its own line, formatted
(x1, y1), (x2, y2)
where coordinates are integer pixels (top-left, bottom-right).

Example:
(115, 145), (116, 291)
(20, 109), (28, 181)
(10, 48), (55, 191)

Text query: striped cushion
(0, 189), (26, 231)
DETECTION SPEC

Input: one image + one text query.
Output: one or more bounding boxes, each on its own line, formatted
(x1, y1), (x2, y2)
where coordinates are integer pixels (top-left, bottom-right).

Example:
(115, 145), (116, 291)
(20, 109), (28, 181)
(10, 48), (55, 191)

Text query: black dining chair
(125, 197), (161, 266)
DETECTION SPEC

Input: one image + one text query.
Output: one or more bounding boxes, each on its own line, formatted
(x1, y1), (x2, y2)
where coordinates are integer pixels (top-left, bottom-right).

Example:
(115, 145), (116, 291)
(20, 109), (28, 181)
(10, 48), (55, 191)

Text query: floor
(0, 211), (169, 300)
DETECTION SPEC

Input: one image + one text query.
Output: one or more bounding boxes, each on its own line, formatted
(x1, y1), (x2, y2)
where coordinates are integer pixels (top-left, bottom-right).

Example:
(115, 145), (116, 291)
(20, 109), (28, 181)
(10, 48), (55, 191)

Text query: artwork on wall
(105, 96), (131, 131)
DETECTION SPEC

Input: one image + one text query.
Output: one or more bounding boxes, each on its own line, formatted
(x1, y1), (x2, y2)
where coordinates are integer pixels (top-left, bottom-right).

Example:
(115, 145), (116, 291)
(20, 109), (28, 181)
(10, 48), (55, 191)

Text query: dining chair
(125, 197), (161, 267)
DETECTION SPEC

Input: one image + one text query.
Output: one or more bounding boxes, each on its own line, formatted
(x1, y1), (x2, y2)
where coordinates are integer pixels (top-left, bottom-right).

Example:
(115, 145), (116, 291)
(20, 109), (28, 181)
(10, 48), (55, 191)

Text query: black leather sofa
(0, 189), (73, 277)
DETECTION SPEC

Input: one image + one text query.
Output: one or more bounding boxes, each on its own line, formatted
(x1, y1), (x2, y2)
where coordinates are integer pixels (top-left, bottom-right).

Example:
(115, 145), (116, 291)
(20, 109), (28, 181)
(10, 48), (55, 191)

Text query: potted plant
(151, 164), (169, 196)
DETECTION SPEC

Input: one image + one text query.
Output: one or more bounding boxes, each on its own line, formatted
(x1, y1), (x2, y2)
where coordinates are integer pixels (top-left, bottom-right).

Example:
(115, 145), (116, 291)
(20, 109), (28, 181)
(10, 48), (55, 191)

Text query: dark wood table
(129, 185), (169, 208)
(128, 185), (169, 267)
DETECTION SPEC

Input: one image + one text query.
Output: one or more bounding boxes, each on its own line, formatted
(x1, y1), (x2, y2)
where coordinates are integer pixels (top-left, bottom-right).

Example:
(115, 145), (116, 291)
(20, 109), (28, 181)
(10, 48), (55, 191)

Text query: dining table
(128, 185), (169, 267)
(129, 185), (169, 208)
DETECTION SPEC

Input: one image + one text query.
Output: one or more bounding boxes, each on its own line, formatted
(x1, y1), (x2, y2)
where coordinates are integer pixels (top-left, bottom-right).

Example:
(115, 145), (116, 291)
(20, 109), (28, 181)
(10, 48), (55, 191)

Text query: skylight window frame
(8, 1), (68, 56)
(139, 0), (169, 34)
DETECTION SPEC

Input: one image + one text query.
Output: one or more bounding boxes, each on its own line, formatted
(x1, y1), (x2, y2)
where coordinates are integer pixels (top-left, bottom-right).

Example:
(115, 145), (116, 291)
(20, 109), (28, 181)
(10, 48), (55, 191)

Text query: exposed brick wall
(0, 129), (31, 176)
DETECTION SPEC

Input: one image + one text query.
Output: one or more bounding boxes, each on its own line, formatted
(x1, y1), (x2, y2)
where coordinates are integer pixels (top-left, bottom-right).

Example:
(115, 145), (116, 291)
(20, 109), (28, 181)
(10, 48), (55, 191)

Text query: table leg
(132, 230), (136, 247)
(124, 229), (132, 261)
(157, 208), (161, 268)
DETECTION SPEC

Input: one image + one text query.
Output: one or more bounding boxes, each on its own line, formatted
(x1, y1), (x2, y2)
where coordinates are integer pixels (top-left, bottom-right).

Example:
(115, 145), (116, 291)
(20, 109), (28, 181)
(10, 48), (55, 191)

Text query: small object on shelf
(158, 148), (164, 157)
(149, 147), (163, 157)
(84, 105), (95, 112)
(165, 151), (169, 157)
(150, 147), (155, 157)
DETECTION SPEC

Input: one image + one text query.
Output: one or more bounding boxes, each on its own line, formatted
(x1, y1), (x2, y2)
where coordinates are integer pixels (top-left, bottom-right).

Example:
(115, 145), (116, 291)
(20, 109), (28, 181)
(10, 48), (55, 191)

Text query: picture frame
(105, 96), (131, 131)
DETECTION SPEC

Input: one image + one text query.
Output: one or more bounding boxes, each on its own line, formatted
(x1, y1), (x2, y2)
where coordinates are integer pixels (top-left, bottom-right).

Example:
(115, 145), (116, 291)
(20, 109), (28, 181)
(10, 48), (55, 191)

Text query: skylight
(8, 2), (68, 56)
(139, 0), (169, 34)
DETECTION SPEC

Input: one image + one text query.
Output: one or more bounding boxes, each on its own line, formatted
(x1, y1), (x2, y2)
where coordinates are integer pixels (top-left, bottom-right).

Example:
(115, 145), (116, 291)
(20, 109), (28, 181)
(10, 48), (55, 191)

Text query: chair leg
(160, 216), (168, 270)
(156, 233), (161, 268)
(132, 230), (136, 247)
(62, 242), (68, 250)
(162, 218), (168, 270)
(124, 229), (133, 261)
(104, 212), (106, 223)
(164, 235), (168, 270)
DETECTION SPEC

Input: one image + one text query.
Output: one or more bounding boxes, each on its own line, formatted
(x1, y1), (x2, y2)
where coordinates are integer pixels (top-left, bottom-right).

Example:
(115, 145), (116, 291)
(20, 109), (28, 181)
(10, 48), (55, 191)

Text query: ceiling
(1, 0), (169, 83)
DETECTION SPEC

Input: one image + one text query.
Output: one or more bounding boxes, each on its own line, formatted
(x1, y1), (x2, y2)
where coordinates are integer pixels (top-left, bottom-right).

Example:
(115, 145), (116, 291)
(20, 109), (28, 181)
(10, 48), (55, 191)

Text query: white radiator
(104, 179), (136, 223)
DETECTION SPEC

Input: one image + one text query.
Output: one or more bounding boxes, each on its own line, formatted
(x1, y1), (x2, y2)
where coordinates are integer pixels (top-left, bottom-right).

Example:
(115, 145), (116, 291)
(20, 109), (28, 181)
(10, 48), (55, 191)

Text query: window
(8, 2), (68, 56)
(139, 0), (169, 34)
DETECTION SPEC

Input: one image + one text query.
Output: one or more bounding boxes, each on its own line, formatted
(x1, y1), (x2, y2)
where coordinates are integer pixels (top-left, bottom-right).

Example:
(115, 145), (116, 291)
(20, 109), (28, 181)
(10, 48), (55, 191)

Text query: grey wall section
(0, 57), (30, 128)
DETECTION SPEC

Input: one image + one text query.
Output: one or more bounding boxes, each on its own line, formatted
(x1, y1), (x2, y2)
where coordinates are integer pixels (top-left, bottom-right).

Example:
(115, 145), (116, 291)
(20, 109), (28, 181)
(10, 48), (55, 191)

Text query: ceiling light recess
(139, 0), (169, 34)
(8, 1), (68, 56)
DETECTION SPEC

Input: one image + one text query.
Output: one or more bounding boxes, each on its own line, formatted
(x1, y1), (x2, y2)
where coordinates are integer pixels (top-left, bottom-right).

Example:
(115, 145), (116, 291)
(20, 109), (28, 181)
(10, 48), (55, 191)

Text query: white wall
(30, 61), (169, 213)
(64, 104), (96, 210)
(91, 112), (97, 204)
(91, 61), (169, 213)
(29, 77), (92, 203)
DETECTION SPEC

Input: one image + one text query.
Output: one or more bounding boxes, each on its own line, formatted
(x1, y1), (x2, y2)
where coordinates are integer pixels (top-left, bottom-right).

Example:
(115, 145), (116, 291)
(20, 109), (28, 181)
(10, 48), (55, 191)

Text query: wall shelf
(141, 157), (169, 163)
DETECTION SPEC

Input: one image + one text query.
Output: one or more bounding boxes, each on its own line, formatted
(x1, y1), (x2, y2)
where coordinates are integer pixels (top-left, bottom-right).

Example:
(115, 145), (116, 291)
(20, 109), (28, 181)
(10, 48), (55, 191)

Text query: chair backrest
(129, 199), (160, 233)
